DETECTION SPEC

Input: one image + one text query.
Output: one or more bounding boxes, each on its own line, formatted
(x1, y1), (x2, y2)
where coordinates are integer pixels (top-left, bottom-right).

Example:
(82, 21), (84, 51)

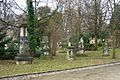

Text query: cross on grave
(77, 37), (84, 54)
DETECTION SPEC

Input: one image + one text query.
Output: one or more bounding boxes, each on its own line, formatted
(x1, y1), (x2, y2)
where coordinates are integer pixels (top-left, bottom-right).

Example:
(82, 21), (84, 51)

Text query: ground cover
(0, 49), (120, 77)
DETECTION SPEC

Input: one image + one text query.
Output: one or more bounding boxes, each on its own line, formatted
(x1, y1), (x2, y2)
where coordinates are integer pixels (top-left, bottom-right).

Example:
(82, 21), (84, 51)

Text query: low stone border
(0, 61), (120, 80)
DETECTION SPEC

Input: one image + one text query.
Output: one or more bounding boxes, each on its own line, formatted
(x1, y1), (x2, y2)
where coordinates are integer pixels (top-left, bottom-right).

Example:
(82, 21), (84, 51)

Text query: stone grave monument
(40, 35), (50, 56)
(103, 41), (109, 56)
(43, 42), (49, 56)
(77, 37), (84, 54)
(66, 42), (75, 60)
(15, 27), (32, 64)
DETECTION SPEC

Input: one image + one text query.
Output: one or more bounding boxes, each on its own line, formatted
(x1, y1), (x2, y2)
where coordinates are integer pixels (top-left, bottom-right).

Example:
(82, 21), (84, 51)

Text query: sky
(14, 0), (57, 14)
(11, 0), (120, 24)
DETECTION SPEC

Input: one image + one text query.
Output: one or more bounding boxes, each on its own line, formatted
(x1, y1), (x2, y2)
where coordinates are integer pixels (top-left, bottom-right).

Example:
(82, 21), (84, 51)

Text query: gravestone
(66, 42), (75, 60)
(43, 42), (49, 56)
(40, 35), (50, 56)
(15, 27), (32, 64)
(77, 37), (84, 54)
(89, 38), (96, 50)
(103, 41), (109, 56)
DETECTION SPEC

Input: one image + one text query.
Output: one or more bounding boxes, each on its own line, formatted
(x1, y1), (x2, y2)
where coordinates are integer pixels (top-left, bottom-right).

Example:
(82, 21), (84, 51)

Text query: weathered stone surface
(66, 42), (75, 60)
(15, 27), (32, 64)
(77, 37), (84, 54)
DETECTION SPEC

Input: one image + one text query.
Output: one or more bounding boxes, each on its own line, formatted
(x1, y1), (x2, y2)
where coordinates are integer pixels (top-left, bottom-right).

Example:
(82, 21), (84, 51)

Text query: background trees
(0, 0), (120, 60)
(0, 0), (20, 59)
(48, 11), (63, 56)
(0, 28), (12, 59)
(108, 0), (120, 58)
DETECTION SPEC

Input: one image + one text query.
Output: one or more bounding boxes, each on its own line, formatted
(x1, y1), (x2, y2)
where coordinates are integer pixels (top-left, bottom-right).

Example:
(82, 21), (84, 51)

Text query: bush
(80, 32), (91, 50)
(35, 48), (42, 57)
(61, 42), (68, 48)
(69, 35), (79, 43)
(84, 43), (92, 50)
(1, 43), (19, 60)
(0, 30), (13, 60)
(100, 31), (109, 39)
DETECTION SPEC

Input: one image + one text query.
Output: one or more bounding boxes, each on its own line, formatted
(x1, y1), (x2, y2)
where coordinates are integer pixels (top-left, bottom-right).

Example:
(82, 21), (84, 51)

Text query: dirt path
(30, 64), (120, 80)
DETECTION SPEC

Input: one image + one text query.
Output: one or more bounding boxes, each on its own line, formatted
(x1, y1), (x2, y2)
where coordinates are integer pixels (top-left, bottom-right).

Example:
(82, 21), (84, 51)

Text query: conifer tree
(27, 0), (36, 56)
(0, 29), (11, 59)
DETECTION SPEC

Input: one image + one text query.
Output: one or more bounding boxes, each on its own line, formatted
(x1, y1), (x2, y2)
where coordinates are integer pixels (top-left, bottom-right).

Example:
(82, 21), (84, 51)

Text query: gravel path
(30, 64), (120, 80)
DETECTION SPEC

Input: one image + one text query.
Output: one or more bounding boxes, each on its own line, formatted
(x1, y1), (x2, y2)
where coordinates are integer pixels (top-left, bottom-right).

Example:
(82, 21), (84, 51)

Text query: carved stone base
(77, 50), (84, 54)
(66, 47), (75, 60)
(66, 55), (75, 60)
(15, 56), (33, 64)
(16, 61), (29, 65)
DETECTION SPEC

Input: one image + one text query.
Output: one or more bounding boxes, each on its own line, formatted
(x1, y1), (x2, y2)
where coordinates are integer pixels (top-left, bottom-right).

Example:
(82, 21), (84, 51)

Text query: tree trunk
(51, 31), (58, 56)
(112, 29), (116, 59)
(77, 4), (81, 40)
(112, 0), (116, 59)
(52, 37), (57, 56)
(94, 0), (98, 50)
(48, 33), (53, 59)
(52, 44), (57, 56)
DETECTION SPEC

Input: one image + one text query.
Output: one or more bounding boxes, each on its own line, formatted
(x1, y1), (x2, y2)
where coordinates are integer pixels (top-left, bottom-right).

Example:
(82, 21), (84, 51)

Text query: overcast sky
(14, 0), (57, 14)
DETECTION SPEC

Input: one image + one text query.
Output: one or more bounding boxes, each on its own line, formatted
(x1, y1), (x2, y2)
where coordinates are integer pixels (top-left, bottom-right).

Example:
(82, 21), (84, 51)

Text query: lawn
(0, 49), (120, 77)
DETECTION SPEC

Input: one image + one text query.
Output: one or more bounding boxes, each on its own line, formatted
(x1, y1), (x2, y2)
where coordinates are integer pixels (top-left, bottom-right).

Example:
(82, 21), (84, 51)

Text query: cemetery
(0, 0), (120, 80)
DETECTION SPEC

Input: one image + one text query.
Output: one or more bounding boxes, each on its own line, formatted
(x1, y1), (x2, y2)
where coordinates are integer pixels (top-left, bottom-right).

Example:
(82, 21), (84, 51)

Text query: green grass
(0, 49), (120, 77)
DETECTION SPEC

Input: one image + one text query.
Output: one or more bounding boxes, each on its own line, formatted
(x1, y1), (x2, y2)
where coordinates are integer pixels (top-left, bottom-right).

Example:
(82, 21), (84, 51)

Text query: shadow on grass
(76, 54), (88, 57)
(0, 60), (15, 65)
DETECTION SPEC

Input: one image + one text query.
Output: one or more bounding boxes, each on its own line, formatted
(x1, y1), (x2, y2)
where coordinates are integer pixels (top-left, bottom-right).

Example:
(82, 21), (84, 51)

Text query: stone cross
(78, 37), (84, 54)
(80, 37), (84, 44)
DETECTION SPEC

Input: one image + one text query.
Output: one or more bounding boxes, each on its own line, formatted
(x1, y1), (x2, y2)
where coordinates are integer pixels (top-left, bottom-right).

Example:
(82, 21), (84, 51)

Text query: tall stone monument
(15, 27), (32, 64)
